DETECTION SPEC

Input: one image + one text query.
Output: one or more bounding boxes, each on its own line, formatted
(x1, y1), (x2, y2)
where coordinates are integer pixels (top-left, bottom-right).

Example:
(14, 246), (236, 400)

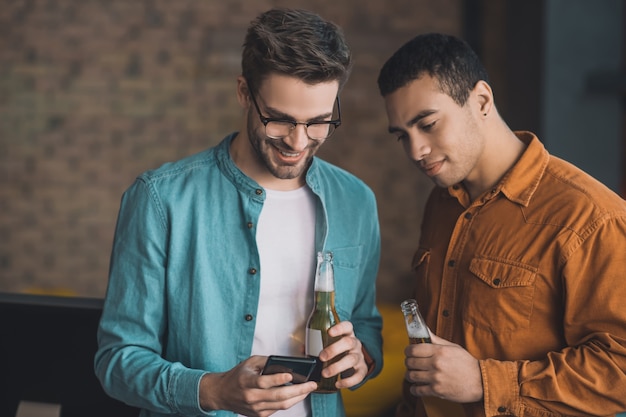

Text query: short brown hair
(242, 8), (352, 94)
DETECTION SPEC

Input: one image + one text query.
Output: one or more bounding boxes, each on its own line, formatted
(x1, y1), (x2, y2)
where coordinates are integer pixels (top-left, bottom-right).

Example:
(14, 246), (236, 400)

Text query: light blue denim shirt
(95, 132), (383, 417)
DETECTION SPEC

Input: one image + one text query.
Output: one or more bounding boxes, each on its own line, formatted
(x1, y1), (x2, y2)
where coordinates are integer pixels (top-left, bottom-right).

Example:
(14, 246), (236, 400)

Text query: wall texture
(0, 0), (461, 302)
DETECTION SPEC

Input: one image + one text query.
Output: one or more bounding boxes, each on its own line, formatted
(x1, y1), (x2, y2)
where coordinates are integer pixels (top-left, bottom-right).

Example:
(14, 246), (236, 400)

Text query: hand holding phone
(261, 355), (320, 384)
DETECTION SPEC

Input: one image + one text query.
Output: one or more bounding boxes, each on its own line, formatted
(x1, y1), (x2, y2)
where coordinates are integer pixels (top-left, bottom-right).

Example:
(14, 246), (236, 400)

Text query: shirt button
(247, 222), (253, 229)
(497, 406), (507, 413)
(491, 188), (497, 194)
(452, 185), (460, 190)
(464, 212), (472, 220)
(245, 314), (253, 321)
(442, 309), (450, 317)
(493, 278), (501, 286)
(249, 268), (257, 275)
(255, 189), (263, 195)
(448, 260), (456, 267)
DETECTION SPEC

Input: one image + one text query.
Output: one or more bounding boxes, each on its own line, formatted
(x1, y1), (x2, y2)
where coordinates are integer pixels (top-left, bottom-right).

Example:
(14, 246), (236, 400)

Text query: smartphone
(261, 355), (320, 384)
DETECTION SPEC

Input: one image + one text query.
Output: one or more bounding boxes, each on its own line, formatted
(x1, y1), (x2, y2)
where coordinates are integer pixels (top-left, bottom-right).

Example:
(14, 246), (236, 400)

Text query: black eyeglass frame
(247, 87), (342, 140)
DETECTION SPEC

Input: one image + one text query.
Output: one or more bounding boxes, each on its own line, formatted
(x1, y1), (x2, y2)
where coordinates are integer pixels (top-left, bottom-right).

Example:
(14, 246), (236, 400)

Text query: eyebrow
(388, 109), (437, 134)
(261, 101), (334, 123)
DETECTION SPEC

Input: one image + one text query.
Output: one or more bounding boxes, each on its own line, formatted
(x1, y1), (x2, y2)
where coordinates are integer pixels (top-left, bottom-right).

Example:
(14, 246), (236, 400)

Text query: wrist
(361, 345), (376, 377)
(199, 372), (223, 411)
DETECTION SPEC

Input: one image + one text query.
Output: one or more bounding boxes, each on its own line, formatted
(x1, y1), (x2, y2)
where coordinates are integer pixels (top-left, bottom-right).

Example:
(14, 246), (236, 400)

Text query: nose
(405, 133), (431, 161)
(282, 124), (310, 152)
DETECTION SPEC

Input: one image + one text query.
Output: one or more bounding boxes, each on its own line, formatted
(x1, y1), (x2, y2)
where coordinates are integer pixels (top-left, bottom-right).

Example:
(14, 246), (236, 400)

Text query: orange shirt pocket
(463, 256), (538, 333)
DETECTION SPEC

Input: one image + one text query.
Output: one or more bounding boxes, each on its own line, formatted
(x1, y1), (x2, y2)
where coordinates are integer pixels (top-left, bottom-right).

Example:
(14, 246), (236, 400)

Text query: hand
(199, 355), (317, 417)
(319, 320), (368, 389)
(404, 333), (483, 403)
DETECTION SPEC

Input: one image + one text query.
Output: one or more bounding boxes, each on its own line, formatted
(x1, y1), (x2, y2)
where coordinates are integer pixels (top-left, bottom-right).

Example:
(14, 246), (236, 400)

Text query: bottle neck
(312, 290), (336, 309)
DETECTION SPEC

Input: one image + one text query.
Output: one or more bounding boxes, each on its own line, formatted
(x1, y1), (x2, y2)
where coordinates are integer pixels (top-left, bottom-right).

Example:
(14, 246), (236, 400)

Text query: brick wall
(0, 0), (461, 303)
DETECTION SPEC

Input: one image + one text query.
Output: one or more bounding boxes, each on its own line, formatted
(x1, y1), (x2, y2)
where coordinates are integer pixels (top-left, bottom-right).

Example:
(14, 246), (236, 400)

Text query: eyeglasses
(248, 89), (341, 141)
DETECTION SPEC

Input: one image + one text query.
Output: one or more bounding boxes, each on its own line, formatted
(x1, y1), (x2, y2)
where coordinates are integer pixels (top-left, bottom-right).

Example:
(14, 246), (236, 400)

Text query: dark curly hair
(377, 33), (489, 106)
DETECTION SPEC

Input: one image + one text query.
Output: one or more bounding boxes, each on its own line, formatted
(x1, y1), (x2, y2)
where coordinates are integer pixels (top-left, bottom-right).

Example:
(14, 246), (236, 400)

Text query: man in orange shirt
(377, 33), (626, 417)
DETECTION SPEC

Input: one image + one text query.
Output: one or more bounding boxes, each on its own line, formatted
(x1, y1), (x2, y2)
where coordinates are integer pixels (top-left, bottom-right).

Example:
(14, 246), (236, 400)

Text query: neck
(464, 121), (525, 201)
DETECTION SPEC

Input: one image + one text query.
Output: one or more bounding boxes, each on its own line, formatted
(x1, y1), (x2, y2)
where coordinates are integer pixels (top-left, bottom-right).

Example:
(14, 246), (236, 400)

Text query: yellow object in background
(343, 304), (407, 417)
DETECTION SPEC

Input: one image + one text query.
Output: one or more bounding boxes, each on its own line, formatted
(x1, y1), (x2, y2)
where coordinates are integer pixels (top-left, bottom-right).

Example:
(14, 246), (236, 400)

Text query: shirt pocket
(462, 256), (537, 333)
(331, 245), (363, 321)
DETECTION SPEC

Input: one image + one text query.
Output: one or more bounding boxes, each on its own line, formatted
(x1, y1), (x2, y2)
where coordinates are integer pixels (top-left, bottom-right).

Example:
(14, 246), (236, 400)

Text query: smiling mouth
(421, 161), (443, 176)
(272, 143), (305, 163)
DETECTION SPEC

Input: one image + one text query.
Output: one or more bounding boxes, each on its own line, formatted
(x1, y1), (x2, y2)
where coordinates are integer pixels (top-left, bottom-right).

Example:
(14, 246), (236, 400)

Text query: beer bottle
(306, 250), (341, 393)
(400, 299), (465, 417)
(400, 299), (431, 344)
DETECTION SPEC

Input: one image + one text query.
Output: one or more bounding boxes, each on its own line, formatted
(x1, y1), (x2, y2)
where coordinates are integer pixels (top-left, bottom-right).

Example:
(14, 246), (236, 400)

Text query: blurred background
(0, 0), (624, 304)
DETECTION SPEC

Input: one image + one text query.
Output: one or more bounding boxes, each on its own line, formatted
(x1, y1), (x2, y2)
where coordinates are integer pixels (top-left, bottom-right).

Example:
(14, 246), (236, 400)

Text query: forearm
(481, 348), (626, 416)
(95, 339), (208, 414)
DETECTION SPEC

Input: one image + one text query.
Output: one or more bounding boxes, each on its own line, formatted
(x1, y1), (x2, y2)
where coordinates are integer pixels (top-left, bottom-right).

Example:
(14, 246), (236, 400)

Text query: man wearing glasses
(95, 8), (382, 417)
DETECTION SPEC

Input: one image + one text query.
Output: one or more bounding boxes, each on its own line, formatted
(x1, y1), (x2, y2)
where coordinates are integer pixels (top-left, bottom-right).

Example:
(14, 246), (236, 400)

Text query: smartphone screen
(261, 355), (320, 384)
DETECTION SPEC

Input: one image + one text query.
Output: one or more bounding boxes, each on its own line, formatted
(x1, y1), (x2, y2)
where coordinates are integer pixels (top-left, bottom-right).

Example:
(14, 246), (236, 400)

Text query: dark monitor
(0, 292), (139, 417)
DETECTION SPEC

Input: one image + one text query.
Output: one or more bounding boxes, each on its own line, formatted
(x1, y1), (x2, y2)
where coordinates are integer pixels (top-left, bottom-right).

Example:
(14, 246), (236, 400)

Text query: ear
(236, 76), (250, 108)
(472, 80), (494, 118)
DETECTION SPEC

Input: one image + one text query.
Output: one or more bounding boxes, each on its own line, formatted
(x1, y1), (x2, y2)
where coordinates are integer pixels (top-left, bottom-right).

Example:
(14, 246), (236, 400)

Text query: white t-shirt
(246, 186), (317, 417)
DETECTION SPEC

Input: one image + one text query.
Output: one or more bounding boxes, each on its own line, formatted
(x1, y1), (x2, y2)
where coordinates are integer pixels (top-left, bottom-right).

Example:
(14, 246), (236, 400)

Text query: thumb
(430, 333), (455, 346)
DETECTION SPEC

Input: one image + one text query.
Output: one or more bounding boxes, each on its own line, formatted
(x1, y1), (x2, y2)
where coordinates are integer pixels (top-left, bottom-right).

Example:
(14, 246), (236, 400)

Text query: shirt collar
(499, 131), (549, 207)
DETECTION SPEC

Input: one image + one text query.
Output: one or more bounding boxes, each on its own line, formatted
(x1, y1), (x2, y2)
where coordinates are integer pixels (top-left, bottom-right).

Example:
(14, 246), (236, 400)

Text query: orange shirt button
(442, 310), (450, 317)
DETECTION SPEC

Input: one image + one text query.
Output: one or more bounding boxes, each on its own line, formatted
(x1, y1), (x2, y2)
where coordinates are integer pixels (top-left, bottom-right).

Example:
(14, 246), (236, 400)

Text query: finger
(250, 355), (273, 372)
(319, 335), (355, 362)
(327, 320), (354, 337)
(405, 342), (435, 358)
(335, 366), (366, 389)
(405, 354), (435, 372)
(258, 392), (314, 415)
(409, 382), (436, 398)
(257, 372), (294, 389)
(263, 381), (318, 404)
(251, 383), (318, 415)
(405, 367), (431, 382)
(320, 350), (351, 377)
(322, 349), (366, 381)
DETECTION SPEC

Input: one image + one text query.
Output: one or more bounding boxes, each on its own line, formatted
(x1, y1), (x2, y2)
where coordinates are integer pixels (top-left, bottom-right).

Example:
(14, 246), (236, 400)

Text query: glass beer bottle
(400, 299), (466, 417)
(400, 299), (431, 344)
(306, 250), (341, 393)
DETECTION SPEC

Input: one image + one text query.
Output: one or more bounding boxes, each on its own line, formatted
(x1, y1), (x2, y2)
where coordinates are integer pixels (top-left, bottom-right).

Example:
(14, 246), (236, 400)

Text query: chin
(433, 178), (457, 189)
(269, 166), (304, 180)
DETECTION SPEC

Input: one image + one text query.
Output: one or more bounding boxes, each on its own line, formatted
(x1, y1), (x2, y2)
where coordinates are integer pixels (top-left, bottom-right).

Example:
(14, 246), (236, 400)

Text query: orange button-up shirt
(398, 132), (626, 417)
